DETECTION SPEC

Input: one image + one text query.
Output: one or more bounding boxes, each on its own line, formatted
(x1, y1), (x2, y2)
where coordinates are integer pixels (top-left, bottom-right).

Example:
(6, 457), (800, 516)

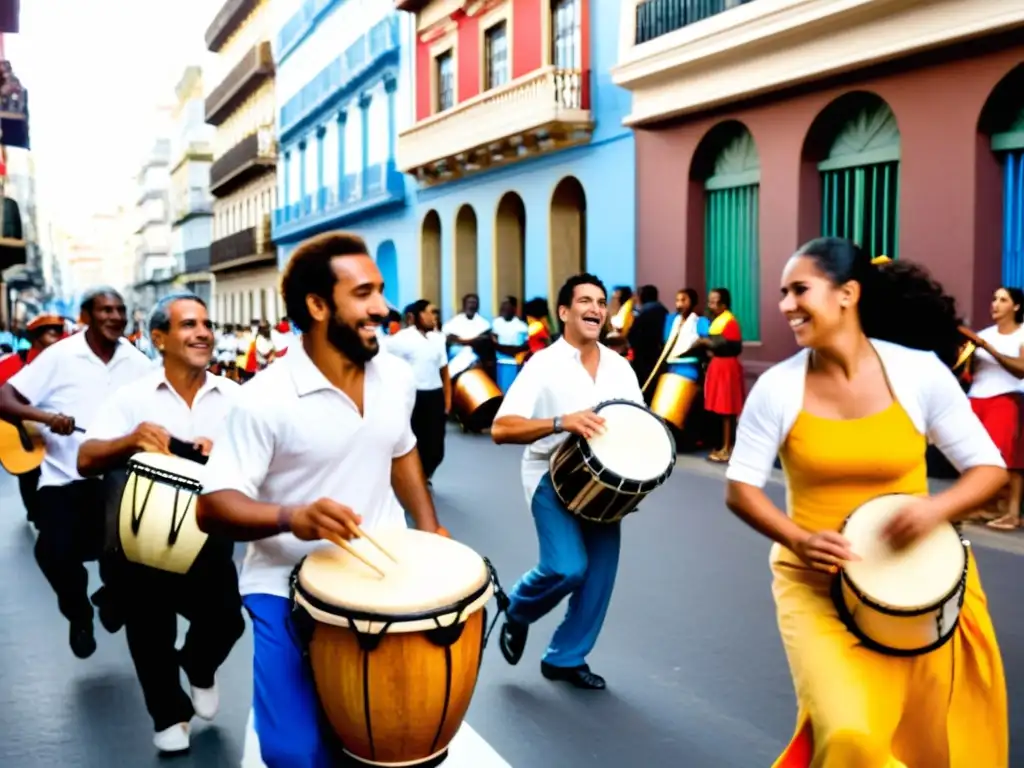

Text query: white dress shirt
(968, 325), (1024, 400)
(385, 327), (448, 390)
(442, 313), (491, 378)
(8, 332), (155, 488)
(201, 341), (418, 598)
(726, 339), (1006, 490)
(495, 337), (644, 501)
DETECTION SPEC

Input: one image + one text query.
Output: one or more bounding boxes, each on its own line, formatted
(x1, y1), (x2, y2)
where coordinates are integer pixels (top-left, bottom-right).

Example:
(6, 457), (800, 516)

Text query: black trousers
(17, 466), (40, 523)
(411, 388), (446, 478)
(115, 539), (244, 730)
(34, 479), (112, 623)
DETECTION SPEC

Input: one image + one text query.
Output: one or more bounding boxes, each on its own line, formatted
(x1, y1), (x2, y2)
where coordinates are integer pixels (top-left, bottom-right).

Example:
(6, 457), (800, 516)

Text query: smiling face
(779, 255), (860, 349)
(307, 254), (389, 364)
(83, 293), (127, 344)
(991, 287), (1020, 324)
(559, 282), (607, 344)
(154, 299), (214, 371)
(675, 291), (691, 316)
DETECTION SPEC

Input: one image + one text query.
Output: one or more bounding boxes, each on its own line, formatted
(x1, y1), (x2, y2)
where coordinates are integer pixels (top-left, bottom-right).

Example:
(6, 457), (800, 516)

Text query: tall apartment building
(204, 0), (280, 325)
(132, 137), (174, 311)
(169, 65), (215, 305)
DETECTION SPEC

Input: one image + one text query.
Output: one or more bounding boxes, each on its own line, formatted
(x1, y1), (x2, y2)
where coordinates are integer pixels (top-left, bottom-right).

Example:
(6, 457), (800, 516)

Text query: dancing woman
(725, 238), (1008, 767)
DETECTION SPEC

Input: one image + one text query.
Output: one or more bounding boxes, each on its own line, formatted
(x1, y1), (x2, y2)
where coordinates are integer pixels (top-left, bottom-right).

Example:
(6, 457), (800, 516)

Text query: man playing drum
(0, 287), (153, 659)
(76, 293), (245, 754)
(491, 273), (644, 690)
(196, 232), (446, 766)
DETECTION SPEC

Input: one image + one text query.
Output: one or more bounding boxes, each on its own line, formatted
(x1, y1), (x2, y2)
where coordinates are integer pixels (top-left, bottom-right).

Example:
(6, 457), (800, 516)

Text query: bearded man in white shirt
(195, 231), (446, 766)
(491, 274), (644, 690)
(76, 293), (245, 754)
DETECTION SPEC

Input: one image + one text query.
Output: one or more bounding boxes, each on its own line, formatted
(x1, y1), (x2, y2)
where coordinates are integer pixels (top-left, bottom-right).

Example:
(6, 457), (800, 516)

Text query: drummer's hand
(882, 498), (944, 550)
(792, 530), (859, 573)
(562, 410), (606, 439)
(192, 437), (214, 456)
(289, 498), (363, 542)
(46, 412), (76, 436)
(132, 422), (172, 454)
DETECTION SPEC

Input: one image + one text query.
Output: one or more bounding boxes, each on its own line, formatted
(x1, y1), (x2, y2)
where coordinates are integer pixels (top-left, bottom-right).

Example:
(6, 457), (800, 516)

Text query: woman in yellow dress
(725, 237), (1009, 768)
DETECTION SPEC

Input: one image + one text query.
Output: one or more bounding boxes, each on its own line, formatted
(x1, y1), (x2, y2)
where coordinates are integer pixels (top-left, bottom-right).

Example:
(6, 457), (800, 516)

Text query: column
(298, 140), (307, 209)
(283, 151), (291, 214)
(384, 75), (397, 166)
(336, 110), (347, 201)
(316, 125), (326, 209)
(359, 91), (372, 197)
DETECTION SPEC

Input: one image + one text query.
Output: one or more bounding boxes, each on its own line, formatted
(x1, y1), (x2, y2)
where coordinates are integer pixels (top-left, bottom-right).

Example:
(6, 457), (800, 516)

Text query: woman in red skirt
(700, 287), (745, 462)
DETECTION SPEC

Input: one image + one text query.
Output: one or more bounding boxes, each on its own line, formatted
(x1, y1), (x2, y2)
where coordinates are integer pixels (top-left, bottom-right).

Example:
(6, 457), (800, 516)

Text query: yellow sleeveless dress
(771, 402), (1008, 768)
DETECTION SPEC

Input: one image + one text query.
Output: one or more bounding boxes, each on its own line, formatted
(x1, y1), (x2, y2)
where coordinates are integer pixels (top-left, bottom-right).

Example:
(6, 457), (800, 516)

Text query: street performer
(77, 293), (245, 755)
(196, 232), (446, 766)
(725, 238), (1007, 767)
(491, 273), (643, 690)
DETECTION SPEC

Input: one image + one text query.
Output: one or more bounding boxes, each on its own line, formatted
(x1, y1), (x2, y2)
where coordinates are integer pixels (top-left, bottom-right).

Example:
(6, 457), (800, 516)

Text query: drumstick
(325, 532), (387, 578)
(344, 520), (399, 564)
(642, 323), (682, 394)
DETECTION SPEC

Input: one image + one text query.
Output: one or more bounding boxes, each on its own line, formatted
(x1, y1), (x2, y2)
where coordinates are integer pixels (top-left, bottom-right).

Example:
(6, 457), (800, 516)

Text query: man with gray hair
(0, 287), (154, 659)
(77, 292), (244, 755)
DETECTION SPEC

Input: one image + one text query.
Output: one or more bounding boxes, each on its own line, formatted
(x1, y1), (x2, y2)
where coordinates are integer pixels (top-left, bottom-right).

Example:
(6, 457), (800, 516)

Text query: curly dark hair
(281, 232), (369, 332)
(794, 238), (964, 368)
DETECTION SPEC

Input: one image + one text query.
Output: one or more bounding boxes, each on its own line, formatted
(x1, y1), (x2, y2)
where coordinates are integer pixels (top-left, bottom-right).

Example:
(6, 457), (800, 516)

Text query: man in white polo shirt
(77, 292), (244, 755)
(386, 299), (451, 480)
(490, 273), (643, 690)
(196, 232), (446, 766)
(0, 287), (154, 659)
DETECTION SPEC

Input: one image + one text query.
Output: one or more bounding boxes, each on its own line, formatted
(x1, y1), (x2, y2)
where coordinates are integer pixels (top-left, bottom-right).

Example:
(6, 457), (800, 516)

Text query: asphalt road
(1, 430), (1021, 767)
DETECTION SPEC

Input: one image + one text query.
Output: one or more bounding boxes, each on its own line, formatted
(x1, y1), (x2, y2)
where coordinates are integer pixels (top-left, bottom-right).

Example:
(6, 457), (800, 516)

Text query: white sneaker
(190, 679), (219, 721)
(153, 722), (190, 753)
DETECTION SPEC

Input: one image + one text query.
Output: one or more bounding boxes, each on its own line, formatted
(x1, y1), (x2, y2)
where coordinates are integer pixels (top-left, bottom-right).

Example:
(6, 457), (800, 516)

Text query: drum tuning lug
(961, 539), (971, 548)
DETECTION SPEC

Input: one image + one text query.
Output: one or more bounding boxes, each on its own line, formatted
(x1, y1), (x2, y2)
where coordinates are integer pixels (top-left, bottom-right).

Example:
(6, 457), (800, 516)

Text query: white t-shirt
(495, 338), (644, 501)
(492, 316), (529, 364)
(385, 327), (448, 390)
(442, 313), (491, 378)
(8, 332), (155, 488)
(968, 325), (1024, 400)
(201, 341), (418, 598)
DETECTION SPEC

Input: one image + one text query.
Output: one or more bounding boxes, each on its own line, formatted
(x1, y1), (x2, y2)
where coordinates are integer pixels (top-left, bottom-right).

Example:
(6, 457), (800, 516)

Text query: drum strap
(481, 557), (510, 649)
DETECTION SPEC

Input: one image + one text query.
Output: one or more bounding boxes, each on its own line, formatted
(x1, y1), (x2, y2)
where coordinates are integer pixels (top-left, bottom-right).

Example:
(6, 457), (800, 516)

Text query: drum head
(589, 401), (674, 482)
(841, 494), (965, 611)
(298, 528), (490, 622)
(128, 452), (206, 486)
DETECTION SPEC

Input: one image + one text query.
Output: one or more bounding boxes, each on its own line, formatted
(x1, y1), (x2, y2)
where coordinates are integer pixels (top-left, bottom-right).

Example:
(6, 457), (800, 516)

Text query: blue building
(394, 0), (635, 321)
(271, 0), (421, 310)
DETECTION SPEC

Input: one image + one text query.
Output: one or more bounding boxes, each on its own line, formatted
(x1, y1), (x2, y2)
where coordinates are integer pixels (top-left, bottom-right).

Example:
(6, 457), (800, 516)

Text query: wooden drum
(833, 494), (969, 656)
(452, 368), (503, 433)
(292, 528), (495, 766)
(649, 372), (700, 431)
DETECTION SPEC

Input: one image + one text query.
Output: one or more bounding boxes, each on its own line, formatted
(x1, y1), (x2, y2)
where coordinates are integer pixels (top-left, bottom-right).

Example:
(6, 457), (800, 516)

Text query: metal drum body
(452, 368), (503, 432)
(549, 399), (676, 524)
(293, 529), (494, 767)
(118, 452), (208, 574)
(650, 372), (700, 431)
(834, 494), (968, 656)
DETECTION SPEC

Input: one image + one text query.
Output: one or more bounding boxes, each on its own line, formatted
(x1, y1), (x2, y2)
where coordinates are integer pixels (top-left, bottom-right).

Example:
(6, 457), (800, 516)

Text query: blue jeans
(495, 361), (519, 393)
(244, 594), (343, 768)
(506, 473), (621, 668)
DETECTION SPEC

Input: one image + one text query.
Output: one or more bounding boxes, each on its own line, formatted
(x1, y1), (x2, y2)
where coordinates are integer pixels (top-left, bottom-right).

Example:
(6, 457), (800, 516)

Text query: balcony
(0, 197), (26, 272)
(612, 0), (1024, 127)
(183, 247), (212, 274)
(279, 16), (399, 143)
(209, 128), (277, 198)
(397, 66), (593, 186)
(170, 141), (214, 174)
(272, 160), (405, 243)
(277, 0), (340, 63)
(209, 214), (275, 272)
(172, 188), (214, 226)
(205, 41), (274, 126)
(205, 0), (258, 53)
(0, 61), (30, 149)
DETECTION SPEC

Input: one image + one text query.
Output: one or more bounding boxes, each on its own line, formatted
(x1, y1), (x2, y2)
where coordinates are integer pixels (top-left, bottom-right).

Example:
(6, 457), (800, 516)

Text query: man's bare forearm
(77, 435), (139, 477)
(197, 490), (289, 541)
(491, 415), (555, 445)
(0, 383), (51, 426)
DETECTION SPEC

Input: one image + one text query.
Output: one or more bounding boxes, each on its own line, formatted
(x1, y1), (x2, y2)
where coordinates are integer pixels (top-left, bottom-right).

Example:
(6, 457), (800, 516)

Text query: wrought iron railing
(205, 41), (274, 126)
(634, 0), (753, 44)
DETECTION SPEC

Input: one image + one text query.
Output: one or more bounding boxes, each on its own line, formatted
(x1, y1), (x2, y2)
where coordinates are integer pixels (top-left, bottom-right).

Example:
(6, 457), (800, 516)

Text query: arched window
(993, 106), (1023, 286)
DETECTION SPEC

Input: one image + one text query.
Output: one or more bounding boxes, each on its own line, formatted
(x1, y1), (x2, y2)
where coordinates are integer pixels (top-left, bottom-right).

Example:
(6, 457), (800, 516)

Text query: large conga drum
(292, 528), (495, 766)
(833, 494), (969, 656)
(119, 452), (208, 574)
(452, 368), (503, 432)
(649, 372), (701, 431)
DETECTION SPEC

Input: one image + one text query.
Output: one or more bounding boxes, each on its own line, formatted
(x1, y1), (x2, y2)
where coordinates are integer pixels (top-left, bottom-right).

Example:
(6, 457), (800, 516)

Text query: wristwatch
(552, 416), (564, 434)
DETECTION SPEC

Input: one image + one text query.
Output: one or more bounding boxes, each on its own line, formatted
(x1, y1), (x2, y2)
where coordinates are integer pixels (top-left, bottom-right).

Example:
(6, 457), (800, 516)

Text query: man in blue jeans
(490, 273), (644, 690)
(197, 232), (444, 767)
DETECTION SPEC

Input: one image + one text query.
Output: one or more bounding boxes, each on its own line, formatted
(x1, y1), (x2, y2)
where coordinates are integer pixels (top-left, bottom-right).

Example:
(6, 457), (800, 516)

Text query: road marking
(241, 709), (511, 767)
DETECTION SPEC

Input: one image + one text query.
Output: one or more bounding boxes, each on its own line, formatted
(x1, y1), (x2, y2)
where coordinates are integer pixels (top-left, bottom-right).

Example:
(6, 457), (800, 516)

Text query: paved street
(1, 429), (1022, 767)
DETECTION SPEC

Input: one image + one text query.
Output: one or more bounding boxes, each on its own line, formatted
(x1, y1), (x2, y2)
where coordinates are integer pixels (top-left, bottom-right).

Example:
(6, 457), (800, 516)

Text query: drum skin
(309, 610), (485, 766)
(650, 373), (700, 431)
(452, 368), (503, 432)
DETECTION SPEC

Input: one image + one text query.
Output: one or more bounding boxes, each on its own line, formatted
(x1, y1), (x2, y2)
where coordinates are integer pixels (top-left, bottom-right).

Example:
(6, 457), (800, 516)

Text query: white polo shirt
(442, 312), (491, 378)
(8, 332), (155, 488)
(495, 337), (644, 500)
(201, 340), (418, 598)
(385, 327), (448, 391)
(86, 369), (239, 447)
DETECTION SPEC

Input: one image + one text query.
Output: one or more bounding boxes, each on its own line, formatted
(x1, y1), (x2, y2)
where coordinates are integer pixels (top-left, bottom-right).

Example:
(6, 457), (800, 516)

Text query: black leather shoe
(499, 619), (528, 665)
(540, 662), (606, 690)
(91, 587), (124, 634)
(69, 620), (97, 659)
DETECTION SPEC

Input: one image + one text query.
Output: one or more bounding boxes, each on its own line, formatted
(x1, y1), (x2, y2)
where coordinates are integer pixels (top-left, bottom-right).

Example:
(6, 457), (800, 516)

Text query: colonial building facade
(396, 0), (635, 319)
(613, 0), (1024, 375)
(205, 0), (282, 325)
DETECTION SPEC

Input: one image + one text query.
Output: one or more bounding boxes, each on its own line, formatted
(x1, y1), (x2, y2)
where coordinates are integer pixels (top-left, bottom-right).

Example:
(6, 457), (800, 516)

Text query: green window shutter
(991, 106), (1024, 152)
(819, 102), (901, 259)
(705, 130), (761, 341)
